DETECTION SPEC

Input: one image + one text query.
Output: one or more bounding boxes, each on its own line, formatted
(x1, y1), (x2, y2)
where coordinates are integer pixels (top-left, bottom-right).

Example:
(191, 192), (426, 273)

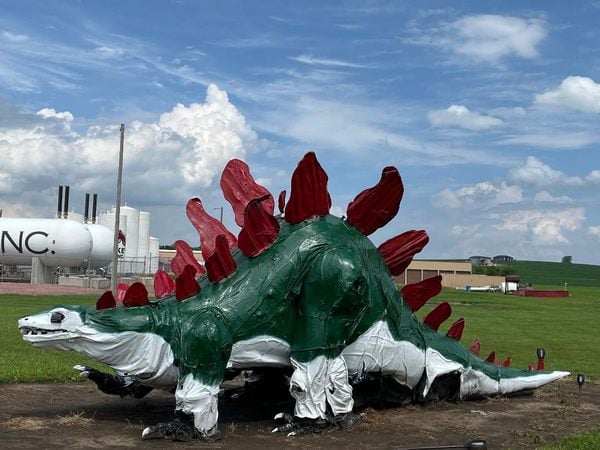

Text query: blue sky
(1, 1), (600, 264)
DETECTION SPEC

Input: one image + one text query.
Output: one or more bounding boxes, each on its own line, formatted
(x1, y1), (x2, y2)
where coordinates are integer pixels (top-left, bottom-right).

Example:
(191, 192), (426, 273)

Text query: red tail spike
(422, 302), (451, 331)
(122, 282), (149, 307)
(447, 317), (465, 340)
(116, 283), (129, 303)
(205, 235), (238, 283)
(154, 269), (175, 298)
(96, 291), (116, 310)
(378, 230), (429, 276)
(469, 339), (481, 356)
(485, 351), (496, 363)
(278, 190), (286, 214)
(220, 159), (274, 227)
(238, 196), (280, 258)
(186, 198), (237, 259)
(401, 275), (442, 312)
(284, 152), (331, 224)
(175, 264), (201, 301)
(171, 240), (205, 278)
(346, 166), (404, 236)
(502, 357), (511, 367)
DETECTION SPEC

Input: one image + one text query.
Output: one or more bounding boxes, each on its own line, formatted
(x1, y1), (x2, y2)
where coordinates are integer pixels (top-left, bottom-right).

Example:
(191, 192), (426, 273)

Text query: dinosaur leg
(73, 365), (153, 398)
(276, 249), (367, 434)
(142, 309), (231, 441)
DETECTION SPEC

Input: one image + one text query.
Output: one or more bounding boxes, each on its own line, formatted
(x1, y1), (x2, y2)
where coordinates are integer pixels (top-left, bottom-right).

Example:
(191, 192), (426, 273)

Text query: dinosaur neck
(86, 306), (154, 334)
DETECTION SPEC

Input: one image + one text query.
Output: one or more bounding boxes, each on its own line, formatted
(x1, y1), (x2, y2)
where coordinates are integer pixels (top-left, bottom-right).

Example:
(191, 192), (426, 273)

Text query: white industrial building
(97, 205), (160, 275)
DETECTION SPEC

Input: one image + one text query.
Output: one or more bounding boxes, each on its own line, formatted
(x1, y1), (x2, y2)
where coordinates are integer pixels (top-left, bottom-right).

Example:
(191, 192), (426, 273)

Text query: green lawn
(2, 285), (598, 382)
(417, 285), (598, 379)
(513, 260), (600, 287)
(1, 294), (112, 383)
(542, 429), (600, 450)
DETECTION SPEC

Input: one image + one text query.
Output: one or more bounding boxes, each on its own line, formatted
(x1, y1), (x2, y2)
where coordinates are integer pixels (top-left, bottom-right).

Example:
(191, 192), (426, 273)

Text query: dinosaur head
(19, 304), (177, 386)
(18, 304), (153, 352)
(19, 305), (88, 349)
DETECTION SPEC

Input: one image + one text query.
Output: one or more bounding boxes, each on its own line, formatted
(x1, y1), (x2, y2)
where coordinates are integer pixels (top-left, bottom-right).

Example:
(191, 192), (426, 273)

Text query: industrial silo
(149, 236), (160, 273)
(137, 211), (151, 272)
(120, 206), (139, 260)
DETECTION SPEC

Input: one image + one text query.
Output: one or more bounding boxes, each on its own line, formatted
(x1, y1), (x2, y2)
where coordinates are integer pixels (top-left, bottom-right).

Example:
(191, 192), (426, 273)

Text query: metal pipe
(63, 186), (70, 219)
(57, 186), (63, 219)
(91, 194), (98, 224)
(84, 193), (90, 223)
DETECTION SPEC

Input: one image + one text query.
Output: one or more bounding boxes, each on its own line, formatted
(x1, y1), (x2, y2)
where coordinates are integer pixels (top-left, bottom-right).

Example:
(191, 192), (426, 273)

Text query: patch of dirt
(1, 380), (599, 449)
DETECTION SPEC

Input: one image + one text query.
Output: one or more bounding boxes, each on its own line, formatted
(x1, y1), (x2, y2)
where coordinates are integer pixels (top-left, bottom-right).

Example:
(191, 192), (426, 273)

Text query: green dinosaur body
(19, 157), (569, 440)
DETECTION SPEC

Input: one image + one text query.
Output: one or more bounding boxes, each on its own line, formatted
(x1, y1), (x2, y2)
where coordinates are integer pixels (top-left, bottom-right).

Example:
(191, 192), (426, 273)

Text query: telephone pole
(111, 124), (125, 294)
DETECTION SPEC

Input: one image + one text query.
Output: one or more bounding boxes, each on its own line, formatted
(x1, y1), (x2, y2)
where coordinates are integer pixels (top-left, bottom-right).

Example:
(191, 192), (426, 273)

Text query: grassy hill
(513, 260), (600, 287)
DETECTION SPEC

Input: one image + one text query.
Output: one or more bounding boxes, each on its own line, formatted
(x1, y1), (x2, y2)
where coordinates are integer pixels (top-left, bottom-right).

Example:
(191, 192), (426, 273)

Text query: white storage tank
(149, 236), (160, 273)
(84, 223), (113, 267)
(98, 209), (128, 255)
(137, 211), (151, 261)
(120, 206), (139, 258)
(0, 218), (92, 266)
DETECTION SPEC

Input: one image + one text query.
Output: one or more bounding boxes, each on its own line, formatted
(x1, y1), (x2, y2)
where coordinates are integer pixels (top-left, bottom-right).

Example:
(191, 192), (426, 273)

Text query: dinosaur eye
(50, 312), (65, 323)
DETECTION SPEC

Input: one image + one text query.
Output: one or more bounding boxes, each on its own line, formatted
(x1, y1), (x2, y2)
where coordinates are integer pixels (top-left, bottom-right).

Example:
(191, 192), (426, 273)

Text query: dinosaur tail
(421, 328), (570, 399)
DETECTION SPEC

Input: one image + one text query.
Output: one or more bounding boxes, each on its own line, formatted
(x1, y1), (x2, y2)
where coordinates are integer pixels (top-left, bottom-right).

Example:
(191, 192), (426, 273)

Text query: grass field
(2, 285), (598, 383)
(1, 294), (111, 383)
(512, 260), (600, 287)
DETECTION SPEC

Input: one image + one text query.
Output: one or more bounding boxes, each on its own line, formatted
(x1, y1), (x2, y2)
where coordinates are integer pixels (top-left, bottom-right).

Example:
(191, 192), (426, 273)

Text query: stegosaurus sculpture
(18, 152), (568, 441)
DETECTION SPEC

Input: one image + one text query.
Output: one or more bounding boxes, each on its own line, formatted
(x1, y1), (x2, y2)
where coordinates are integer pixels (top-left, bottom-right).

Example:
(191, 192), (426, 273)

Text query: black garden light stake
(396, 438), (488, 450)
(536, 348), (545, 371)
(576, 374), (585, 407)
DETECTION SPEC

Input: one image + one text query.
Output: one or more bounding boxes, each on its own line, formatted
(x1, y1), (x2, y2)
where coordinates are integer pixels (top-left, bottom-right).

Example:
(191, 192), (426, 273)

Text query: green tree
(561, 256), (572, 264)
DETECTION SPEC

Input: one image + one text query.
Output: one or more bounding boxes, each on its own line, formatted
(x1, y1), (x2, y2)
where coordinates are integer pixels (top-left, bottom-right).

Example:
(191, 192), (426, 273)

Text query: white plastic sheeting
(343, 320), (425, 388)
(227, 335), (291, 369)
(289, 355), (353, 419)
(174, 374), (220, 436)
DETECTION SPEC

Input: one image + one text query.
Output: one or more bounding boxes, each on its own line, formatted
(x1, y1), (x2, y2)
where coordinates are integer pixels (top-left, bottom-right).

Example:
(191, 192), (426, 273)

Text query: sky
(1, 0), (600, 264)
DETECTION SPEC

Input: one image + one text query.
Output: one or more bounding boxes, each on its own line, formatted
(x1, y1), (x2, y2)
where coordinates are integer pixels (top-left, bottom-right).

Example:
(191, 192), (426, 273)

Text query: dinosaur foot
(73, 365), (153, 399)
(142, 411), (219, 442)
(271, 411), (362, 436)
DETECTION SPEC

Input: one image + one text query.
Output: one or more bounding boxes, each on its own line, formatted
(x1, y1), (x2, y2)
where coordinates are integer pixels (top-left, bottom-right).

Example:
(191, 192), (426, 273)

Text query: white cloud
(508, 156), (600, 187)
(408, 14), (547, 63)
(494, 208), (585, 245)
(535, 76), (600, 113)
(2, 31), (29, 43)
(0, 84), (256, 215)
(533, 191), (573, 204)
(94, 46), (126, 59)
(428, 105), (503, 130)
(501, 132), (599, 149)
(588, 226), (600, 237)
(451, 15), (546, 62)
(289, 54), (368, 69)
(433, 182), (522, 209)
(330, 205), (345, 217)
(450, 223), (480, 238)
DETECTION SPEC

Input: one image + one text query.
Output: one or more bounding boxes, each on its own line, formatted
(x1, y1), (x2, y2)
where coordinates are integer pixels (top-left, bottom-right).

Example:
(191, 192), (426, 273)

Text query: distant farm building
(469, 255), (492, 266)
(469, 255), (515, 266)
(492, 255), (514, 264)
(395, 260), (504, 290)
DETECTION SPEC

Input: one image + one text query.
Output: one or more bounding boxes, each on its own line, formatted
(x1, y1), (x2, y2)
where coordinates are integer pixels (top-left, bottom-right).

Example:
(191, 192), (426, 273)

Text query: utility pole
(111, 124), (125, 294)
(214, 206), (224, 223)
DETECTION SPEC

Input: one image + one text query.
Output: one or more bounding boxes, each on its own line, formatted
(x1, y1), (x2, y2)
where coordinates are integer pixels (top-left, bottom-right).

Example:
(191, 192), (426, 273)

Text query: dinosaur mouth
(20, 326), (68, 337)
